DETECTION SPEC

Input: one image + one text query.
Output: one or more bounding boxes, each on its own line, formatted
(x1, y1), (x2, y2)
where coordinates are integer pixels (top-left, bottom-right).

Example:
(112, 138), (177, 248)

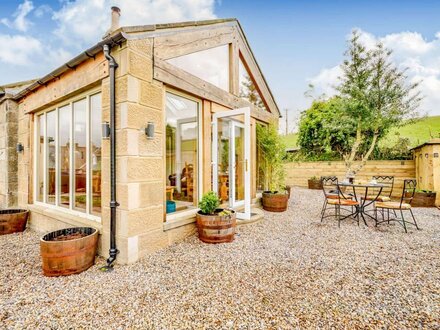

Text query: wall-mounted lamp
(16, 142), (24, 153)
(145, 122), (155, 139)
(102, 122), (110, 139)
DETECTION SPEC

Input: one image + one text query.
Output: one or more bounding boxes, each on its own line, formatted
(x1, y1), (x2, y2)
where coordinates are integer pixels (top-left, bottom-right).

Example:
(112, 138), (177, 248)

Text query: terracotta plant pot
(196, 209), (236, 243)
(262, 191), (288, 212)
(40, 227), (98, 277)
(406, 191), (437, 207)
(0, 209), (29, 235)
(308, 179), (322, 190)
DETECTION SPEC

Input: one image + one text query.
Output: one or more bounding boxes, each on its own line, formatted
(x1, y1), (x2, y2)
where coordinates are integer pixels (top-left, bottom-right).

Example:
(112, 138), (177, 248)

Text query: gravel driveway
(1, 187), (439, 329)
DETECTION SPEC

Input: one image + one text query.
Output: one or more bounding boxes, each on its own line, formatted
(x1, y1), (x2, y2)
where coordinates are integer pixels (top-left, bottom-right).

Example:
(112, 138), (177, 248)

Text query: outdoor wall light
(145, 122), (155, 139)
(16, 142), (24, 153)
(102, 122), (110, 139)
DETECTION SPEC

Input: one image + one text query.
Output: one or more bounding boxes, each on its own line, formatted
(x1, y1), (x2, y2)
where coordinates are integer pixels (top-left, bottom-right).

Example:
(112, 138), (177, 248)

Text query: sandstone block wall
(0, 98), (19, 208)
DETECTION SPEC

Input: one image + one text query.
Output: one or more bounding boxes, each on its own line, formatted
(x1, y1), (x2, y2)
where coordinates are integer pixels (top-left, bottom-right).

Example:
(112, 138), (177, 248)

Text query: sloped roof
(11, 18), (279, 114)
(411, 138), (440, 150)
(0, 79), (37, 100)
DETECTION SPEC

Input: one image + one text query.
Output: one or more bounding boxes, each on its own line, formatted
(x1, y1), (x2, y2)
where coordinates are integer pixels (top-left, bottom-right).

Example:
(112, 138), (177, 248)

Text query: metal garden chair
(374, 179), (420, 233)
(364, 176), (394, 202)
(320, 176), (359, 227)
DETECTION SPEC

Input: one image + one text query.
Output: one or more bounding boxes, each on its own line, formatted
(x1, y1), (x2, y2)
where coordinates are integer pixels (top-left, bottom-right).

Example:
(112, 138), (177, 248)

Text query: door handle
(245, 159), (248, 172)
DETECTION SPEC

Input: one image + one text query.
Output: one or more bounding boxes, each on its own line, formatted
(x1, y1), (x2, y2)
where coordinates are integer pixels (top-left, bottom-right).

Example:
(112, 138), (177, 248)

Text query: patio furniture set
(320, 176), (419, 233)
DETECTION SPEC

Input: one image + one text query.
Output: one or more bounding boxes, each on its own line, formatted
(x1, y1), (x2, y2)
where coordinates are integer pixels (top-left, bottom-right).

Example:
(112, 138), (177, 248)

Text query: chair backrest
(321, 176), (338, 198)
(372, 175), (394, 197)
(400, 179), (417, 206)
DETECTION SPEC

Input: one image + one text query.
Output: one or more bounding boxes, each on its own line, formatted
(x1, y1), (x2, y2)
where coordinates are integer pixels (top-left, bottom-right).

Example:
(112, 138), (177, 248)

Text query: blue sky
(1, 0), (440, 131)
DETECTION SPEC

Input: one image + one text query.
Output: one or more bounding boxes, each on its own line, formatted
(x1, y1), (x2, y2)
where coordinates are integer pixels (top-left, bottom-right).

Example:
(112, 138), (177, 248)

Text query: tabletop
(338, 182), (385, 188)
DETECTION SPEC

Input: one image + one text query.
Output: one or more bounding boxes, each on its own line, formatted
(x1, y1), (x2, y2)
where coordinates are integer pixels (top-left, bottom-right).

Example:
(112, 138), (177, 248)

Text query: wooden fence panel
(284, 160), (416, 197)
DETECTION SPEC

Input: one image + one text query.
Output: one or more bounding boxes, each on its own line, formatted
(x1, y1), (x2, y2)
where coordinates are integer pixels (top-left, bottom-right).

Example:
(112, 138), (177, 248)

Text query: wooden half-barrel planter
(308, 179), (322, 190)
(196, 209), (236, 243)
(0, 209), (29, 235)
(406, 191), (437, 207)
(40, 227), (98, 277)
(262, 191), (288, 212)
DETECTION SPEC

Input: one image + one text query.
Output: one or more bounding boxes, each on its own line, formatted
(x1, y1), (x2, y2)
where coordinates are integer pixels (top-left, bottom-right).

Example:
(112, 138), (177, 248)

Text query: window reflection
(46, 111), (56, 204)
(36, 93), (102, 217)
(239, 57), (267, 111)
(59, 105), (70, 208)
(167, 45), (229, 91)
(90, 94), (101, 215)
(37, 115), (44, 202)
(166, 92), (198, 214)
(73, 99), (87, 211)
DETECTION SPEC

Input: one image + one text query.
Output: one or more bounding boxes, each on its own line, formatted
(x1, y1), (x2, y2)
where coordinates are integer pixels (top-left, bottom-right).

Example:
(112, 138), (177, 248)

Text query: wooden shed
(411, 139), (440, 206)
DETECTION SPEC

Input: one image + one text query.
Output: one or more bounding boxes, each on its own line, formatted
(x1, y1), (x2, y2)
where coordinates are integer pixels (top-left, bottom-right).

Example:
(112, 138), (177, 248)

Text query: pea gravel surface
(1, 187), (439, 329)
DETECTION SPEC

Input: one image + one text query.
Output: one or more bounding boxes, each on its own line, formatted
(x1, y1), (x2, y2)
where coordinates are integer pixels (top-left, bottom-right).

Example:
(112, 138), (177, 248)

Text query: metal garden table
(337, 182), (385, 226)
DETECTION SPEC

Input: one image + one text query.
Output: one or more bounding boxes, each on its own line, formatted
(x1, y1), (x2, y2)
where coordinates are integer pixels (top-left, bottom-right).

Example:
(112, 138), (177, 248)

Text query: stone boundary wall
(284, 160), (416, 197)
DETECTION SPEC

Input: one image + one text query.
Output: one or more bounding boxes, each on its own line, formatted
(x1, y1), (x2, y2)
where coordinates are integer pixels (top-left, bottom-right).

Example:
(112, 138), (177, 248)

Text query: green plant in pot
(256, 122), (289, 212)
(196, 191), (236, 243)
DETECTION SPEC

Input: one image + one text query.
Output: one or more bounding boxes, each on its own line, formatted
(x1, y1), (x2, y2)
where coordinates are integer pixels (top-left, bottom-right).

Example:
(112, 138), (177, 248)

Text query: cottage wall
(0, 98), (19, 208)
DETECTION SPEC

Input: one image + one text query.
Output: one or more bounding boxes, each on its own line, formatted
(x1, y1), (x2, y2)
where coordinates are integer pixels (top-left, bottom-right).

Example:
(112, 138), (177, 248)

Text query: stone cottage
(0, 7), (280, 264)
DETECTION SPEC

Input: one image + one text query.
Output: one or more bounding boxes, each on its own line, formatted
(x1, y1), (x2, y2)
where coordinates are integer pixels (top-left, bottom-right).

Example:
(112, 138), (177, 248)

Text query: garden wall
(284, 160), (415, 197)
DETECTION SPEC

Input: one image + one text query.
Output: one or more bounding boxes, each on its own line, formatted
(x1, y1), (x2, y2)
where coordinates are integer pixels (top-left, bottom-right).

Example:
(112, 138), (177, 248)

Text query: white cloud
(309, 29), (440, 116)
(52, 0), (217, 46)
(0, 0), (216, 84)
(1, 0), (34, 32)
(0, 34), (42, 65)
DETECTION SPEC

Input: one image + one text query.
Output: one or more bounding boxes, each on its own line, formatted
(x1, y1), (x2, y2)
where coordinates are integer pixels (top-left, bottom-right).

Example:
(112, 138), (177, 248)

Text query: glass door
(212, 107), (251, 219)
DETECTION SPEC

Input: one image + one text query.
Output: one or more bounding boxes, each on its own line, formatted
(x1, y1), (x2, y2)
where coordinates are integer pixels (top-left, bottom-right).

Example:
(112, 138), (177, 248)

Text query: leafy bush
(199, 191), (220, 215)
(256, 122), (286, 191)
(372, 137), (412, 160)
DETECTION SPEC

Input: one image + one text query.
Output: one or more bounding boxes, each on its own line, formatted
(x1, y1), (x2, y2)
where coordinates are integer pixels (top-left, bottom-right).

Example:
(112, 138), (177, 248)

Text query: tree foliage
(338, 30), (422, 175)
(297, 30), (422, 173)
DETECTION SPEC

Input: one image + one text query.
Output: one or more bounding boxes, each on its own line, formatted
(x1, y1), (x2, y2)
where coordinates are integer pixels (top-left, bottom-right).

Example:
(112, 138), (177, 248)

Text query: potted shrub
(0, 209), (29, 235)
(257, 122), (289, 212)
(196, 191), (236, 243)
(307, 176), (322, 190)
(40, 227), (98, 276)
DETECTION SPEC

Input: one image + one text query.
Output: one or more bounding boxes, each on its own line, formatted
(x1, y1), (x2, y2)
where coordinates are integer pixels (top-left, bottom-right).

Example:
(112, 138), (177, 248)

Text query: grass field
(283, 116), (440, 149)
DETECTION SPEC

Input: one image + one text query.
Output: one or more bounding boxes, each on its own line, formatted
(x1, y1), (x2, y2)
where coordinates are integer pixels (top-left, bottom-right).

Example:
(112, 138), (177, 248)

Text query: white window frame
(164, 89), (203, 221)
(33, 89), (102, 222)
(212, 107), (251, 220)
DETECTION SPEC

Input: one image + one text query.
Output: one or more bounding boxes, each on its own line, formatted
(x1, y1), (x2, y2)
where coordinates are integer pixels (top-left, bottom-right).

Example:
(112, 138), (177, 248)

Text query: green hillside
(283, 116), (440, 149)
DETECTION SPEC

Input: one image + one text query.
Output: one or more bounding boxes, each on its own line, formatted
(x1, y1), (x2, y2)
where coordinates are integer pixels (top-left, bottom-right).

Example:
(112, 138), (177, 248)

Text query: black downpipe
(103, 44), (119, 268)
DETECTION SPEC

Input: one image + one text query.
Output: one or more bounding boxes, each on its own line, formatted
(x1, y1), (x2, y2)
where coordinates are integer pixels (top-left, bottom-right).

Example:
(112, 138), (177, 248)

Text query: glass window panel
(167, 45), (229, 91)
(73, 99), (87, 211)
(36, 115), (44, 202)
(217, 118), (230, 203)
(46, 111), (56, 205)
(90, 94), (102, 215)
(59, 105), (70, 208)
(239, 57), (267, 111)
(165, 92), (198, 213)
(234, 125), (245, 202)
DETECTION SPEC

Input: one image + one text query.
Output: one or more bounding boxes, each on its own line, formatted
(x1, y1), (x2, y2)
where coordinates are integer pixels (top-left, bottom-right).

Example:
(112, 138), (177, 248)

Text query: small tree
(338, 30), (422, 177)
(256, 122), (286, 191)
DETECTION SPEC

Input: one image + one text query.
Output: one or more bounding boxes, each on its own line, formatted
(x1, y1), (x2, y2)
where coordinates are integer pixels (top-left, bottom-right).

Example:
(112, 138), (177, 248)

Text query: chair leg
(337, 205), (341, 228)
(374, 207), (378, 227)
(320, 199), (327, 222)
(400, 209), (408, 233)
(409, 209), (419, 230)
(387, 209), (390, 224)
